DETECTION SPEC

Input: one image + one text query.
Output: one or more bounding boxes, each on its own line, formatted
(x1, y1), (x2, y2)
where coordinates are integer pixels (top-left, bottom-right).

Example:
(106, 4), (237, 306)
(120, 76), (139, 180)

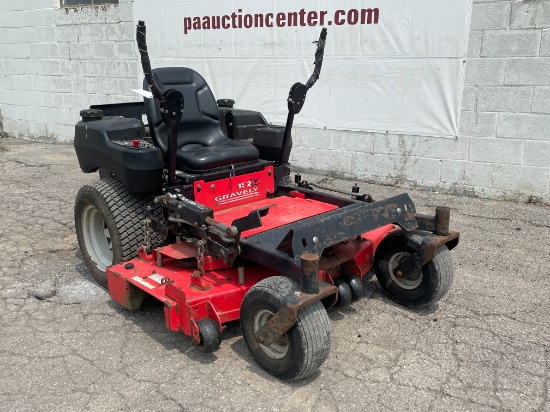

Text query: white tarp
(133, 0), (472, 137)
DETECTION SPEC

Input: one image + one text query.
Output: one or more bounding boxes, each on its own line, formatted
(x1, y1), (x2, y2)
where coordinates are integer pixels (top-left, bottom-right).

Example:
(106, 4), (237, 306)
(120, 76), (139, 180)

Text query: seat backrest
(144, 67), (227, 152)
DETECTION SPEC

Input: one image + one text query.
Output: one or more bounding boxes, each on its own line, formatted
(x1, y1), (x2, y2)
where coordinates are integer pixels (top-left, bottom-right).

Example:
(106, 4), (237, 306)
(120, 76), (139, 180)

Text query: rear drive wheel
(241, 276), (331, 381)
(75, 178), (165, 287)
(375, 234), (454, 307)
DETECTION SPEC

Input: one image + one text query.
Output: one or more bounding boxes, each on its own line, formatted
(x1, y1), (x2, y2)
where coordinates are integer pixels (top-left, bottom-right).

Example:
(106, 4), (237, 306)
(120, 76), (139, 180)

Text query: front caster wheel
(197, 318), (222, 353)
(375, 234), (454, 307)
(241, 276), (331, 381)
(333, 278), (352, 308)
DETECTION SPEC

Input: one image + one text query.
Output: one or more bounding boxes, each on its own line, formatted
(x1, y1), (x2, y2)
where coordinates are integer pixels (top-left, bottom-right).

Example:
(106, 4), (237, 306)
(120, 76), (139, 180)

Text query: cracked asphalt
(1, 138), (549, 411)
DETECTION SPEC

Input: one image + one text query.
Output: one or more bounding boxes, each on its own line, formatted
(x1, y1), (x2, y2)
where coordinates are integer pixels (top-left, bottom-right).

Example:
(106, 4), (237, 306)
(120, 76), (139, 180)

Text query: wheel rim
(253, 309), (289, 359)
(388, 252), (423, 290)
(81, 204), (113, 271)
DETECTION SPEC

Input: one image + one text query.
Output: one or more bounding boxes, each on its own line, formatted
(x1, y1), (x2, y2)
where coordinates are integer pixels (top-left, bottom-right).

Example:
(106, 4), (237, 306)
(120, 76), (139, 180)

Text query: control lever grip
(136, 20), (163, 101)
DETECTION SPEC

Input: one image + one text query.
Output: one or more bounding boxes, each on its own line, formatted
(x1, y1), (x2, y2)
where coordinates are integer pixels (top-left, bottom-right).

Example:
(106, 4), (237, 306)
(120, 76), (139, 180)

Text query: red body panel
(193, 167), (274, 211)
(214, 196), (338, 237)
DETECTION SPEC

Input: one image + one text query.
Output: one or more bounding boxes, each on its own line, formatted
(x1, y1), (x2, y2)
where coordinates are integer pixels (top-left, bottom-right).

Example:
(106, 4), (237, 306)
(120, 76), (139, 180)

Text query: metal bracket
(254, 276), (336, 348)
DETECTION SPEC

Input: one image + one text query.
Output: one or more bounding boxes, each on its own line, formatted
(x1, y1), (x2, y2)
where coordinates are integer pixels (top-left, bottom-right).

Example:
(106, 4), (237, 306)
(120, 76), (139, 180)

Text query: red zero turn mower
(73, 22), (459, 381)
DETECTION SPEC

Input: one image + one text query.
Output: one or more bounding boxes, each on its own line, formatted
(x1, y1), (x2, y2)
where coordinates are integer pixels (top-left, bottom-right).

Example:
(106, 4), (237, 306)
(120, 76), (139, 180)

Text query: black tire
(74, 178), (165, 287)
(343, 274), (363, 301)
(374, 234), (454, 307)
(333, 278), (352, 308)
(198, 318), (222, 353)
(241, 276), (331, 381)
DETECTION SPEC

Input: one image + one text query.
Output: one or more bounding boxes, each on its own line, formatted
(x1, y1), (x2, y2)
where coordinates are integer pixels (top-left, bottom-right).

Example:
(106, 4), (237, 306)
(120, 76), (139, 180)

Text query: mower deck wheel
(375, 233), (454, 307)
(333, 278), (352, 308)
(241, 276), (331, 381)
(343, 274), (363, 301)
(75, 178), (165, 287)
(198, 318), (222, 353)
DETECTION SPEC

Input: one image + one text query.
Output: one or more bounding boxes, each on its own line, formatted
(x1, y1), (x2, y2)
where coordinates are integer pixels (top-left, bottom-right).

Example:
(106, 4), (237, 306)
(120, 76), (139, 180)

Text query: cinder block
(51, 76), (73, 93)
(418, 136), (468, 160)
(0, 89), (15, 105)
(468, 31), (482, 58)
(24, 90), (44, 106)
(353, 152), (394, 181)
(0, 105), (18, 119)
(465, 59), (506, 86)
(20, 60), (40, 76)
(105, 24), (125, 41)
(68, 42), (92, 60)
(441, 160), (493, 187)
(497, 113), (550, 140)
(532, 87), (550, 113)
(32, 76), (52, 92)
(1, 28), (20, 44)
(13, 75), (33, 91)
(16, 105), (36, 120)
(5, 43), (30, 59)
(331, 130), (373, 153)
(459, 111), (497, 137)
(94, 77), (118, 95)
(481, 30), (540, 58)
(105, 60), (129, 78)
(293, 127), (332, 149)
(461, 86), (476, 112)
(42, 92), (65, 108)
(313, 149), (353, 173)
(79, 24), (106, 42)
(542, 29), (550, 57)
(16, 26), (36, 44)
(63, 93), (86, 111)
(29, 43), (51, 60)
(477, 86), (532, 113)
(23, 9), (45, 27)
(81, 60), (105, 77)
(506, 58), (550, 85)
(4, 60), (21, 75)
(471, 2), (511, 30)
(373, 133), (418, 156)
(55, 24), (79, 42)
(28, 120), (48, 138)
(117, 2), (134, 22)
(3, 11), (25, 29)
(116, 41), (137, 59)
(83, 77), (96, 94)
(46, 122), (73, 141)
(493, 164), (549, 193)
(511, 1), (550, 29)
(127, 61), (138, 78)
(400, 157), (442, 184)
(469, 137), (523, 165)
(289, 146), (316, 169)
(92, 42), (116, 59)
(49, 43), (70, 59)
(10, 119), (31, 136)
(523, 141), (550, 167)
(60, 60), (83, 77)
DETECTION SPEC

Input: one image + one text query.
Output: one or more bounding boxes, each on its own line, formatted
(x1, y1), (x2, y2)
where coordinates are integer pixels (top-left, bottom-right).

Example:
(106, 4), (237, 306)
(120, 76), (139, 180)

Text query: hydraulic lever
(279, 28), (328, 166)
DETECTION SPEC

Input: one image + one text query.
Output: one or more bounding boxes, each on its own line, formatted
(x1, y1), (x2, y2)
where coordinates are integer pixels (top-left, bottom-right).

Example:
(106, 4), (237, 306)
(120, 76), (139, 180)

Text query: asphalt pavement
(0, 137), (549, 411)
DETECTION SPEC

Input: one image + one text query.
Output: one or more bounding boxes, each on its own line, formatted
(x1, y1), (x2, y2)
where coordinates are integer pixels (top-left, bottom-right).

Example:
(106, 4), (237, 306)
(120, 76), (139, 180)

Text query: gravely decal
(215, 187), (260, 204)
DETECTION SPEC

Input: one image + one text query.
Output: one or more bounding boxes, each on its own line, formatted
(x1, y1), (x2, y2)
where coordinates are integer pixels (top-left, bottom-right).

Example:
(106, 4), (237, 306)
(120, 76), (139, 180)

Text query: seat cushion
(176, 139), (259, 171)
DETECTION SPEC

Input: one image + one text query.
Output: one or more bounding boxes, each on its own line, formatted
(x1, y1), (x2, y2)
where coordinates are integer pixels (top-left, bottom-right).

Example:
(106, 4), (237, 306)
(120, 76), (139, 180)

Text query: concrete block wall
(1, 0), (549, 202)
(291, 0), (550, 202)
(0, 0), (138, 142)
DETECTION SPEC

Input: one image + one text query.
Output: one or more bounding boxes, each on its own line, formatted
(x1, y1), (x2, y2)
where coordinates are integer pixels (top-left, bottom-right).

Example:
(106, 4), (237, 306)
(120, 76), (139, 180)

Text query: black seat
(144, 67), (259, 172)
